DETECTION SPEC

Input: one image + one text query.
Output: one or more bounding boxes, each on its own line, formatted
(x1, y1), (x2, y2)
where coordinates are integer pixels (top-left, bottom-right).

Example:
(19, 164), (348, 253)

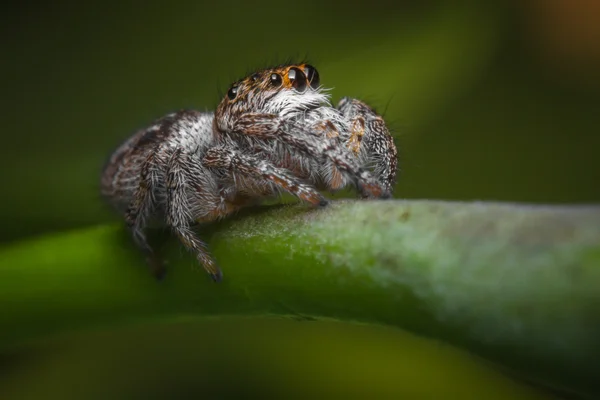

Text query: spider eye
(304, 64), (320, 89)
(288, 67), (307, 92)
(270, 73), (282, 87)
(227, 85), (238, 100)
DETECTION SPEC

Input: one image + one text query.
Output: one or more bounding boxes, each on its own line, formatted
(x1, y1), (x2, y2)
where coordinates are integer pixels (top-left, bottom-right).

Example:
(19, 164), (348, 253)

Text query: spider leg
(232, 113), (389, 199)
(310, 119), (346, 191)
(336, 97), (398, 194)
(203, 146), (328, 207)
(125, 149), (166, 280)
(165, 149), (223, 282)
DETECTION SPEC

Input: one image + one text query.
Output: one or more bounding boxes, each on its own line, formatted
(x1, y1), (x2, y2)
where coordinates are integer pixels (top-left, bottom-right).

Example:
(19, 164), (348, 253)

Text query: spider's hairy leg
(124, 150), (166, 280)
(203, 146), (328, 207)
(336, 97), (398, 195)
(308, 117), (348, 191)
(166, 148), (223, 282)
(232, 113), (390, 199)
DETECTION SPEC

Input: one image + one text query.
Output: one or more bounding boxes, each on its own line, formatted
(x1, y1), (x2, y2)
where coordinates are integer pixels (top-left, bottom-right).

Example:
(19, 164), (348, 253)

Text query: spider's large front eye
(270, 73), (282, 87)
(303, 64), (320, 89)
(227, 85), (238, 100)
(288, 67), (307, 92)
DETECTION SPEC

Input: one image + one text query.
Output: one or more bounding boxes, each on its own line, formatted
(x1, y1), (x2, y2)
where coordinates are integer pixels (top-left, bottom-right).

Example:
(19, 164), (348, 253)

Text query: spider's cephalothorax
(214, 64), (326, 132)
(101, 63), (398, 282)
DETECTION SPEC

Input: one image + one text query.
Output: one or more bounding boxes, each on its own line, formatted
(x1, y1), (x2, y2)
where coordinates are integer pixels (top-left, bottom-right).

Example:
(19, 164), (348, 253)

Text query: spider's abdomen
(100, 127), (156, 211)
(100, 110), (215, 213)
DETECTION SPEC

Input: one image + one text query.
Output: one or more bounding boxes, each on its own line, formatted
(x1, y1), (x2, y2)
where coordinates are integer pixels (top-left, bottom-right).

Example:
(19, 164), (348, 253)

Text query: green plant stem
(1, 200), (599, 397)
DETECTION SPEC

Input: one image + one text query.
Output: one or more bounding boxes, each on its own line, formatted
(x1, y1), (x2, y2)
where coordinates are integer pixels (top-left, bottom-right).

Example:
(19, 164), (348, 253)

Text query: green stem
(1, 200), (599, 397)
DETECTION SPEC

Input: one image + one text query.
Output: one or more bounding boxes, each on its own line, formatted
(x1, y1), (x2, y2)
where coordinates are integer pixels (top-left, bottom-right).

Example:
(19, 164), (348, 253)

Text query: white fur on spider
(265, 88), (331, 119)
(304, 106), (350, 132)
(167, 112), (215, 152)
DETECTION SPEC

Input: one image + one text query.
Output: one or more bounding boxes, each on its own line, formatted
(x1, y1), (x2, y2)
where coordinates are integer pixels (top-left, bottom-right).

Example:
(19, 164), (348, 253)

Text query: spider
(100, 63), (398, 282)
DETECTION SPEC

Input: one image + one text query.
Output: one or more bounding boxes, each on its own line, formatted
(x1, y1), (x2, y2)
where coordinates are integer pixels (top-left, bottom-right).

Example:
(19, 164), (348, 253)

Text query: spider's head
(215, 64), (329, 132)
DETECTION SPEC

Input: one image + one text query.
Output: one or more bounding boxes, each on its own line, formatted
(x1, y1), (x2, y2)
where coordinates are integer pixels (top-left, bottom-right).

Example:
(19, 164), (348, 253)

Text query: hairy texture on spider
(101, 62), (398, 282)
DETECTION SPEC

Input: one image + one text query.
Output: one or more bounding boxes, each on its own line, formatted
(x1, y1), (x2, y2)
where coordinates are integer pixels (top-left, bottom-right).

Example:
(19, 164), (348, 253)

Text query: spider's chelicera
(101, 63), (398, 282)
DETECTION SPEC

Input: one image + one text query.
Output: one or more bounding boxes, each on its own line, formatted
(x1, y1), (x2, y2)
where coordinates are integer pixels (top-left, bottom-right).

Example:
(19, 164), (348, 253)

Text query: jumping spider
(101, 63), (398, 282)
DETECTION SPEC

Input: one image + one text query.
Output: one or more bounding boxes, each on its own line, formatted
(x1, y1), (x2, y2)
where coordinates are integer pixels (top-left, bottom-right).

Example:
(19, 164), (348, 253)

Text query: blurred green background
(1, 0), (599, 398)
(1, 0), (599, 244)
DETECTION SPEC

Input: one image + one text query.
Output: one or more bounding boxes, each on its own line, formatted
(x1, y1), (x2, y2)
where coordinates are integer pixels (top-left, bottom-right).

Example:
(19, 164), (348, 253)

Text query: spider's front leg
(202, 146), (328, 207)
(231, 113), (390, 199)
(336, 97), (398, 194)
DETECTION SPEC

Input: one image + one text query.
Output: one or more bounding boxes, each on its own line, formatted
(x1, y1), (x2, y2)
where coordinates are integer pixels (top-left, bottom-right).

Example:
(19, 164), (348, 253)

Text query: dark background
(1, 0), (599, 241)
(1, 1), (600, 398)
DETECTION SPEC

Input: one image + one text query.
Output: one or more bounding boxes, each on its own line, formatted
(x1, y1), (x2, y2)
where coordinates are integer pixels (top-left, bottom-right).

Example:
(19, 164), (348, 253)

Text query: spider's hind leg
(165, 149), (223, 282)
(125, 151), (167, 280)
